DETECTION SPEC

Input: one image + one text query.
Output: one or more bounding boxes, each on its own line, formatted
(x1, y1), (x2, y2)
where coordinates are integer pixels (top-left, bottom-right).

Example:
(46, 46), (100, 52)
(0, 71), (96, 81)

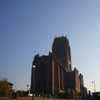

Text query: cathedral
(31, 36), (87, 97)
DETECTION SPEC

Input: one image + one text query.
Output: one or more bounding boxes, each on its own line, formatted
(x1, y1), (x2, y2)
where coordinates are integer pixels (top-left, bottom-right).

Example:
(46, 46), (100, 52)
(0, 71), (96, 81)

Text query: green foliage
(16, 90), (28, 97)
(75, 88), (81, 96)
(0, 80), (13, 97)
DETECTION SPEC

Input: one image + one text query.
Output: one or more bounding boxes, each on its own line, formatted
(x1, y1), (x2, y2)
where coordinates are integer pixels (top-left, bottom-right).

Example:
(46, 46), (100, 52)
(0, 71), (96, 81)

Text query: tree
(0, 80), (13, 97)
(16, 90), (28, 97)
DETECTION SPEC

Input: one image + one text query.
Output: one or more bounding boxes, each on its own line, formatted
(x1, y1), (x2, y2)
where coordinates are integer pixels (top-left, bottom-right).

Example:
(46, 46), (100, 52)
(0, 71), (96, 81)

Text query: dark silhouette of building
(52, 36), (72, 71)
(79, 73), (87, 97)
(51, 36), (72, 95)
(63, 68), (80, 93)
(31, 53), (52, 95)
(31, 36), (87, 97)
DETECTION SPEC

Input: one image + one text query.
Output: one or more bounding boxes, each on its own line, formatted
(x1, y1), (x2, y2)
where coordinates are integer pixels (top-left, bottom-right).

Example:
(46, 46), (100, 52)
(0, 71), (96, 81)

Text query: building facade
(31, 36), (87, 96)
(51, 36), (72, 95)
(31, 53), (52, 95)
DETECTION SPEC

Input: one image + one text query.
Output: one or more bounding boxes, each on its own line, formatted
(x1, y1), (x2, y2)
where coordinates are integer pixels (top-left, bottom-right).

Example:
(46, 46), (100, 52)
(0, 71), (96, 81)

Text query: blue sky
(0, 0), (100, 92)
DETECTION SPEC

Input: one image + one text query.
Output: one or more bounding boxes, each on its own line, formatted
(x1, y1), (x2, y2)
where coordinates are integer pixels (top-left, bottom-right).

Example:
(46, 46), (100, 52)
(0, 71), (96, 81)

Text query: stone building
(31, 53), (52, 95)
(51, 36), (72, 95)
(31, 36), (87, 97)
(63, 68), (80, 94)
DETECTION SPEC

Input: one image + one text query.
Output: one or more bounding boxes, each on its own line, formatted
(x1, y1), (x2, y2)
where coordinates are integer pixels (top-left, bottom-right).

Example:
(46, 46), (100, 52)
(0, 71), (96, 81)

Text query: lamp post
(32, 91), (34, 100)
(27, 84), (29, 91)
(92, 80), (96, 92)
(32, 65), (36, 100)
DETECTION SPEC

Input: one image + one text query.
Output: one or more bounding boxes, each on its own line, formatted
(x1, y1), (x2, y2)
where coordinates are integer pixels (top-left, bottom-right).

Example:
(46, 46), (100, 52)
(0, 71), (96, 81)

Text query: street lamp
(27, 84), (29, 91)
(92, 80), (96, 92)
(32, 91), (34, 100)
(32, 65), (36, 100)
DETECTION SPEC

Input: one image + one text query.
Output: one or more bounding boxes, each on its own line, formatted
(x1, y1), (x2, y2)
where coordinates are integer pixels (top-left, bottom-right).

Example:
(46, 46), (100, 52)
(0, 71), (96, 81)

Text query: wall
(16, 96), (87, 100)
(0, 97), (11, 100)
(0, 96), (87, 100)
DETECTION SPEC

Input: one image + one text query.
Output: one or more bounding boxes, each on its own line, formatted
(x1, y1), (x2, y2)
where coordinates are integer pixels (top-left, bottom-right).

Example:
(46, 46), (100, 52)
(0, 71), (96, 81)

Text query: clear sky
(0, 0), (100, 92)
